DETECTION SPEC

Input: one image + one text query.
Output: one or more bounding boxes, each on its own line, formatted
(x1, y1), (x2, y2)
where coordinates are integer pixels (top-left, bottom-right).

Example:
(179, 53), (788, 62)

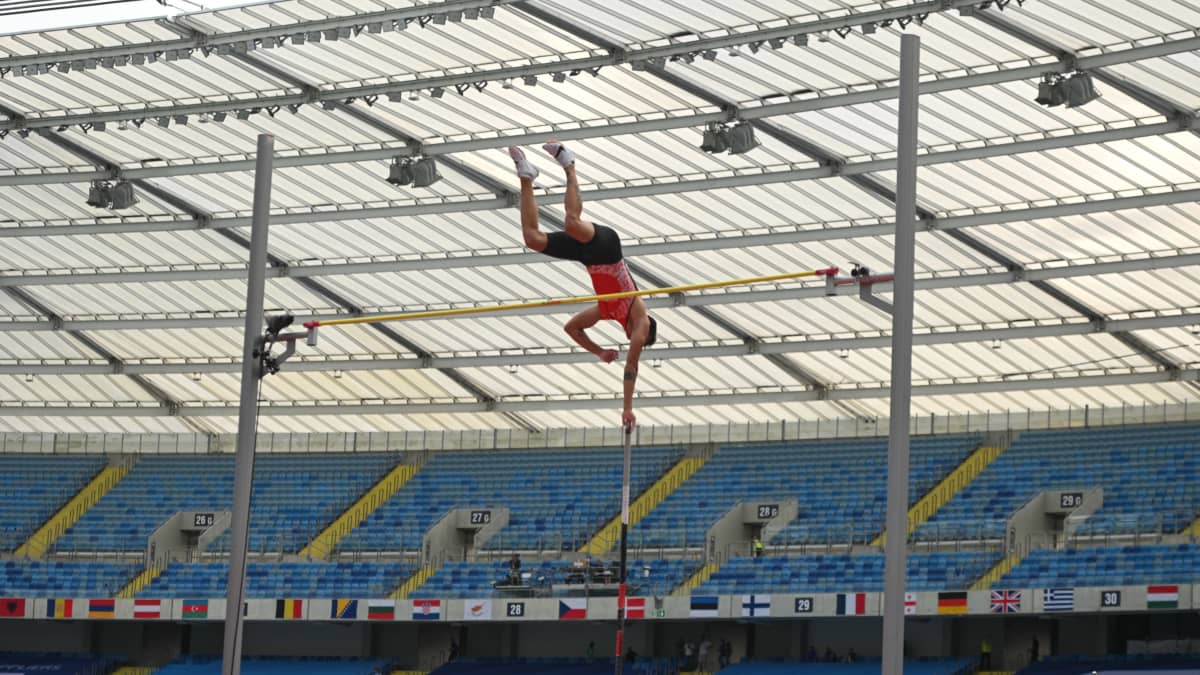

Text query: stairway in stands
(300, 462), (421, 559)
(578, 446), (712, 556)
(873, 440), (1007, 547)
(16, 458), (133, 558)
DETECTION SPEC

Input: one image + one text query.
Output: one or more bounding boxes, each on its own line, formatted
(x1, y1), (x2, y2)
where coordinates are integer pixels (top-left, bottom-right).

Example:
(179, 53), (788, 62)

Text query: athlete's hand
(599, 349), (619, 363)
(622, 408), (636, 428)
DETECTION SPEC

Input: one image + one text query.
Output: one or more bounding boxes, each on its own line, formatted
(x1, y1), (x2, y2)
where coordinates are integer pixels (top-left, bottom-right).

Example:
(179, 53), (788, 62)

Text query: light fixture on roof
(432, 13), (447, 25)
(480, 6), (495, 19)
(410, 157), (442, 188)
(768, 37), (786, 49)
(93, 121), (106, 132)
(191, 372), (202, 382)
(1035, 74), (1068, 107)
(837, 348), (850, 359)
(213, 112), (228, 123)
(1066, 72), (1100, 107)
(118, 120), (130, 131)
(156, 116), (170, 128)
(502, 78), (514, 89)
(86, 180), (111, 208)
(235, 109), (251, 120)
(792, 34), (808, 47)
(991, 339), (1002, 350)
(702, 50), (717, 61)
(463, 7), (479, 20)
(24, 373), (33, 383)
(552, 72), (566, 83)
(386, 157), (413, 186)
(700, 123), (729, 153)
(408, 90), (419, 101)
(523, 75), (537, 86)
(430, 87), (444, 99)
(651, 358), (663, 369)
(862, 22), (877, 34)
(366, 22), (383, 34)
(108, 180), (139, 210)
(173, 114), (188, 125)
(332, 369), (343, 379)
(507, 364), (519, 374)
(446, 10), (463, 22)
(726, 121), (759, 154)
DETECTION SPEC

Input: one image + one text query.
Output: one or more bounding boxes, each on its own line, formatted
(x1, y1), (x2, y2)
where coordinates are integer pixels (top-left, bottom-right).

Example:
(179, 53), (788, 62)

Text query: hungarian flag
(0, 598), (25, 618)
(133, 599), (161, 619)
(367, 599), (394, 621)
(275, 599), (304, 620)
(88, 598), (115, 619)
(937, 591), (967, 615)
(46, 598), (73, 618)
(624, 597), (645, 620)
(182, 600), (208, 619)
(1147, 585), (1179, 609)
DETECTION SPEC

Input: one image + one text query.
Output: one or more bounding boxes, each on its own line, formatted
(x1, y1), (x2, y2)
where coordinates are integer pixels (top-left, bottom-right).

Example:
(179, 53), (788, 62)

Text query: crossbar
(305, 268), (838, 329)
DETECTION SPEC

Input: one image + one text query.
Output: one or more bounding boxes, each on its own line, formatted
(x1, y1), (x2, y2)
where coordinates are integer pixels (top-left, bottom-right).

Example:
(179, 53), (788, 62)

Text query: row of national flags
(0, 586), (1185, 619)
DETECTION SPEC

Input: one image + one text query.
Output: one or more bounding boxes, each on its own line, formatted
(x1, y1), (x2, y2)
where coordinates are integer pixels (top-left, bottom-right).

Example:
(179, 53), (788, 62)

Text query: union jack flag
(990, 589), (1021, 613)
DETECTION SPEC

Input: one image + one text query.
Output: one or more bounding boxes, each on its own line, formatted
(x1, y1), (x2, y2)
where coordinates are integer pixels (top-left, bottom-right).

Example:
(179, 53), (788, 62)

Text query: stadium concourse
(2, 0), (1200, 674)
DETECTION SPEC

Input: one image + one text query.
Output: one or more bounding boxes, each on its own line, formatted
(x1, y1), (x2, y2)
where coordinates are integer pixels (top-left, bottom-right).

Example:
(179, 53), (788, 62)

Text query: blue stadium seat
(137, 560), (413, 598)
(0, 560), (139, 596)
(0, 455), (106, 552)
(995, 543), (1200, 588)
(415, 558), (697, 599)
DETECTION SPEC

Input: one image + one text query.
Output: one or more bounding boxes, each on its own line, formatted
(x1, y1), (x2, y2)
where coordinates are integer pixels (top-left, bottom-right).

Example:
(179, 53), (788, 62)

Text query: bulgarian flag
(1147, 585), (1179, 609)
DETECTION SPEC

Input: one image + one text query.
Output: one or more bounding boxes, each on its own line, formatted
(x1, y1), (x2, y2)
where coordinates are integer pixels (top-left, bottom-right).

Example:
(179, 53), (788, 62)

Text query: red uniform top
(586, 259), (637, 333)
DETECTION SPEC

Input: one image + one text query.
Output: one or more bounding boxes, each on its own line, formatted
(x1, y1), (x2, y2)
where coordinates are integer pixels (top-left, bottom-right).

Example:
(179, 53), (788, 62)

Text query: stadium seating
(715, 659), (973, 675)
(0, 455), (106, 551)
(695, 551), (999, 595)
(137, 561), (413, 598)
(338, 447), (681, 552)
(915, 424), (1200, 540)
(430, 658), (676, 675)
(632, 435), (980, 547)
(154, 656), (389, 675)
(0, 560), (138, 597)
(994, 543), (1200, 588)
(54, 453), (401, 553)
(0, 653), (121, 675)
(1019, 654), (1200, 674)
(415, 558), (697, 599)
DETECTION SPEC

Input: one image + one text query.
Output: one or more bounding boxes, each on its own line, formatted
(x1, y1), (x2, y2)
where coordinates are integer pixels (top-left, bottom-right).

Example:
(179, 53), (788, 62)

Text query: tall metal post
(222, 134), (275, 675)
(613, 423), (633, 675)
(881, 34), (920, 675)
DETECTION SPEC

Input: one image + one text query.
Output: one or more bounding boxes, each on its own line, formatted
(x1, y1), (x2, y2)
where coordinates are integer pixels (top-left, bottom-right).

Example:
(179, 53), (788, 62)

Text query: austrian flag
(133, 599), (161, 619)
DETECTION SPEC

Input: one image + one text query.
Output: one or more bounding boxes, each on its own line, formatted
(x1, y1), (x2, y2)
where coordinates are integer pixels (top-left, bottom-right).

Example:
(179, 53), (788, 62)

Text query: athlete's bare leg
(544, 142), (595, 243)
(509, 146), (546, 252)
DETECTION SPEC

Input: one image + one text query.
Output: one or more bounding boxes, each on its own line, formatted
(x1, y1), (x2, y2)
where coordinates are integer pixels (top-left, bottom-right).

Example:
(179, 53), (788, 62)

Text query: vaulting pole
(613, 422), (633, 675)
(881, 34), (920, 675)
(222, 134), (274, 675)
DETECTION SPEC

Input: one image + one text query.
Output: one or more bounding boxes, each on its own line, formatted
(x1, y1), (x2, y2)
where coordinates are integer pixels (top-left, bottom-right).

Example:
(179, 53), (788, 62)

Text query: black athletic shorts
(541, 224), (623, 266)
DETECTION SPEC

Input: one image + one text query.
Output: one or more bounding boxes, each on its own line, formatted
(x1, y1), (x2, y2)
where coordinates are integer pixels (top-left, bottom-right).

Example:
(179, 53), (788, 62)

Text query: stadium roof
(0, 0), (1198, 435)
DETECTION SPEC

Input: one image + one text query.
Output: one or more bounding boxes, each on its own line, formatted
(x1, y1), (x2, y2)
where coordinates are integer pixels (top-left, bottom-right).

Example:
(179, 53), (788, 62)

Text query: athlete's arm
(622, 310), (651, 427)
(565, 306), (618, 362)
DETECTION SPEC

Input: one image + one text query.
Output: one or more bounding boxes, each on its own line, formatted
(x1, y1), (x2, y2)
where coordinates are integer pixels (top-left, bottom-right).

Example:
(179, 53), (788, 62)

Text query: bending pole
(222, 133), (275, 675)
(306, 268), (838, 329)
(882, 34), (920, 674)
(613, 423), (633, 675)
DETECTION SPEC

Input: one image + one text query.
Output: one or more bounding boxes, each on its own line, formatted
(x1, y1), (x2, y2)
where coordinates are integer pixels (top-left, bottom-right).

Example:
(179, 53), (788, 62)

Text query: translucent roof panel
(0, 0), (1195, 434)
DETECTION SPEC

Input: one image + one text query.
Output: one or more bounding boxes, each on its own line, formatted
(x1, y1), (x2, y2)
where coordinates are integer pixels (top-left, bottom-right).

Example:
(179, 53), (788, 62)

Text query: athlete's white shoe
(508, 146), (539, 179)
(542, 141), (576, 168)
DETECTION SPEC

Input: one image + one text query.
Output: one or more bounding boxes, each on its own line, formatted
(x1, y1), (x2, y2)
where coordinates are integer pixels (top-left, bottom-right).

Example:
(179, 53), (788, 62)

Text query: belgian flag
(275, 598), (304, 620)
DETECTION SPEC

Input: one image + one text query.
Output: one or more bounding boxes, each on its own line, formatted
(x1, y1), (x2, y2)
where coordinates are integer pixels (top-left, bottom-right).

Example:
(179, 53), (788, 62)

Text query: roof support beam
(3, 310), (1197, 376)
(2, 0), (989, 132)
(1, 185), (1196, 287)
(2, 118), (1191, 237)
(4, 367), (1195, 417)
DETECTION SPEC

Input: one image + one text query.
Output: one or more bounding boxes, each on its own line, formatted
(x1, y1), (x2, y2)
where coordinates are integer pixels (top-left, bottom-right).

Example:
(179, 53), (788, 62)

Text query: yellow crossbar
(308, 268), (837, 328)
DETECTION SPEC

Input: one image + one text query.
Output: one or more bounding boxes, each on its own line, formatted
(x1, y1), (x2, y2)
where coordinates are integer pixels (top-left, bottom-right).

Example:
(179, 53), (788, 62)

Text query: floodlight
(174, 114), (188, 125)
(793, 34), (808, 47)
(388, 92), (404, 102)
(837, 348), (850, 359)
(410, 157), (442, 188)
(502, 79), (514, 89)
(446, 10), (463, 22)
(432, 13), (447, 25)
(768, 37), (786, 49)
(699, 124), (728, 153)
(862, 22), (877, 34)
(213, 112), (228, 122)
(58, 62), (70, 73)
(552, 72), (566, 82)
(408, 90), (419, 101)
(235, 109), (251, 120)
(367, 22), (383, 33)
(631, 60), (648, 71)
(507, 364), (519, 374)
(480, 6), (495, 18)
(101, 56), (116, 68)
(431, 87), (444, 98)
(1066, 72), (1100, 107)
(24, 373), (33, 383)
(198, 112), (211, 123)
(395, 18), (408, 31)
(523, 75), (537, 86)
(292, 32), (306, 44)
(325, 29), (339, 41)
(726, 121), (759, 154)
(308, 31), (322, 43)
(1034, 75), (1067, 107)
(338, 27), (352, 39)
(86, 181), (111, 208)
(387, 158), (413, 186)
(93, 121), (106, 132)
(702, 50), (717, 60)
(463, 7), (479, 19)
(109, 180), (139, 210)
(157, 116), (170, 128)
(118, 120), (130, 131)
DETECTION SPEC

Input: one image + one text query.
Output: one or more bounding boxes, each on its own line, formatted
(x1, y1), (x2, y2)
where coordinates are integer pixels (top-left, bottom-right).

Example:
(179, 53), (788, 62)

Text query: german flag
(937, 591), (967, 615)
(275, 598), (304, 620)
